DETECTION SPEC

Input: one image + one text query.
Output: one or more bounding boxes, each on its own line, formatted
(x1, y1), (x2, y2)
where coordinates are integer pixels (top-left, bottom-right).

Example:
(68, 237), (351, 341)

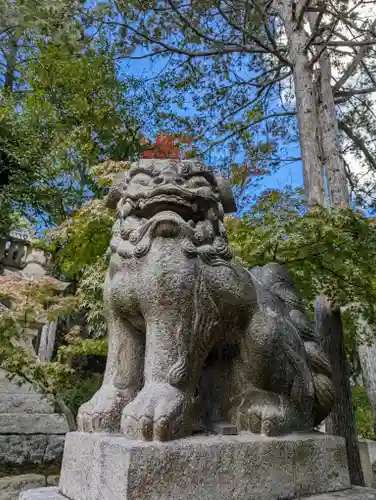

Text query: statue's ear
(106, 185), (123, 209)
(216, 176), (237, 213)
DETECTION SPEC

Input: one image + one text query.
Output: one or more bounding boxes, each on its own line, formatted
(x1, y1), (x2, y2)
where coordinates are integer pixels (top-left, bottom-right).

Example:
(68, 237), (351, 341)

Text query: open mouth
(133, 195), (201, 222)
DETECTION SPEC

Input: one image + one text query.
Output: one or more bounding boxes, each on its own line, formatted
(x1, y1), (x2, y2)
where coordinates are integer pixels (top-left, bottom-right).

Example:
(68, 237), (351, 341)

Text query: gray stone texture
(0, 371), (67, 473)
(358, 440), (376, 488)
(19, 488), (61, 500)
(43, 436), (65, 465)
(0, 414), (69, 435)
(0, 394), (54, 414)
(0, 371), (52, 397)
(77, 159), (334, 441)
(0, 435), (65, 468)
(307, 487), (376, 499)
(17, 488), (376, 500)
(0, 474), (46, 500)
(19, 486), (376, 500)
(46, 477), (59, 487)
(56, 431), (350, 500)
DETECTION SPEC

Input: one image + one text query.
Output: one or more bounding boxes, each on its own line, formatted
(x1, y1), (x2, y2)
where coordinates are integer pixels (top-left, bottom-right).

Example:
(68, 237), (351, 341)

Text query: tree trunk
(273, 0), (326, 207)
(38, 321), (57, 362)
(305, 8), (363, 485)
(358, 338), (376, 432)
(315, 295), (365, 486)
(308, 13), (349, 208)
(56, 395), (77, 431)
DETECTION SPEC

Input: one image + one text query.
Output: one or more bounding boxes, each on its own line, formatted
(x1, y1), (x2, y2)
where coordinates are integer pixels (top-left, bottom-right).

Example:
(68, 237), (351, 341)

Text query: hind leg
(198, 349), (302, 436)
(223, 311), (315, 436)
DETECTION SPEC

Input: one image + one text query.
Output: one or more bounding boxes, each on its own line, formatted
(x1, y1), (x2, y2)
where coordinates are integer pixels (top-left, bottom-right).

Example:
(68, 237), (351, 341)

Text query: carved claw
(77, 386), (138, 433)
(232, 390), (302, 437)
(120, 383), (193, 441)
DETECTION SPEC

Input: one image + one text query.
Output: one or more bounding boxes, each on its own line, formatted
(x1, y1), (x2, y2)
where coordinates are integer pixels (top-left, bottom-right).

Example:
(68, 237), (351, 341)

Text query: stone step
(0, 373), (42, 394)
(0, 393), (55, 414)
(18, 487), (376, 500)
(308, 488), (376, 499)
(0, 413), (69, 434)
(0, 474), (60, 500)
(0, 434), (65, 467)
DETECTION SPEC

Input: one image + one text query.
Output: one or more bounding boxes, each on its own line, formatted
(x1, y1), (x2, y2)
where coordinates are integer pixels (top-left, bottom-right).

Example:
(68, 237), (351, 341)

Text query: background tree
(0, 0), (149, 232)
(100, 0), (376, 208)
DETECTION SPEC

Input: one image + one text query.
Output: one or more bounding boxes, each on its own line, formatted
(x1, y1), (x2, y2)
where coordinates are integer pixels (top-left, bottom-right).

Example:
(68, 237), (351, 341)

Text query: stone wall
(0, 234), (69, 500)
(0, 371), (68, 500)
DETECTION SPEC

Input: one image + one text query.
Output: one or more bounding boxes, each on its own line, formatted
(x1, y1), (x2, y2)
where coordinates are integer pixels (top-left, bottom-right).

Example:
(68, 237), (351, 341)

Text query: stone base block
(57, 432), (352, 500)
(21, 431), (358, 500)
(19, 487), (376, 500)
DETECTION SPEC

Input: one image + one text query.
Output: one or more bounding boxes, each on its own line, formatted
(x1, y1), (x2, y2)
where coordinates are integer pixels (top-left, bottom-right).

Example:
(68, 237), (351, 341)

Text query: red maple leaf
(141, 133), (193, 159)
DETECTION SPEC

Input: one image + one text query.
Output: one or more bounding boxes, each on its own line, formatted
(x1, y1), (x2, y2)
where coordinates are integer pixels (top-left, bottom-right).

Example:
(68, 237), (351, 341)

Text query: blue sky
(121, 51), (304, 198)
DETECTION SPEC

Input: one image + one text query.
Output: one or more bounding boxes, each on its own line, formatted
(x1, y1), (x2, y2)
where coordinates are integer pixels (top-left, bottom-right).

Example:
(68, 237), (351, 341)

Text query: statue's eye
(130, 173), (151, 186)
(185, 176), (211, 188)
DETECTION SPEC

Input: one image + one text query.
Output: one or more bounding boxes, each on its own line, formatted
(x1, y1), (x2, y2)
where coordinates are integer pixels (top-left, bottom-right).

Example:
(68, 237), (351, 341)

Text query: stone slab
(0, 474), (46, 500)
(0, 435), (65, 467)
(58, 431), (350, 500)
(358, 440), (376, 488)
(0, 370), (43, 395)
(308, 487), (376, 499)
(0, 414), (69, 434)
(0, 393), (54, 414)
(364, 440), (376, 466)
(17, 487), (376, 500)
(19, 488), (61, 500)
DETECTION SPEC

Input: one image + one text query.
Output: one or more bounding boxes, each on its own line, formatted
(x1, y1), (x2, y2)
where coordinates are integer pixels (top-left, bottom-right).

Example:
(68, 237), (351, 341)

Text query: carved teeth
(139, 201), (145, 210)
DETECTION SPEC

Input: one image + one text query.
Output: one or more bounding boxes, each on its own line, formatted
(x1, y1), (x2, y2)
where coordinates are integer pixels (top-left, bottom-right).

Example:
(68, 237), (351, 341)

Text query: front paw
(121, 383), (193, 441)
(77, 385), (137, 433)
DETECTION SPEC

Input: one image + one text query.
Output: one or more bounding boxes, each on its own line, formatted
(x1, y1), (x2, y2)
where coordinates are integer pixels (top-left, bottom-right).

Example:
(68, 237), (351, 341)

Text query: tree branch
(334, 87), (376, 98)
(304, 10), (324, 51)
(332, 19), (376, 92)
(315, 40), (376, 47)
(117, 49), (169, 60)
(166, 0), (242, 47)
(296, 0), (312, 28)
(201, 111), (296, 152)
(339, 120), (376, 172)
(110, 19), (267, 57)
(215, 1), (271, 52)
(361, 60), (376, 88)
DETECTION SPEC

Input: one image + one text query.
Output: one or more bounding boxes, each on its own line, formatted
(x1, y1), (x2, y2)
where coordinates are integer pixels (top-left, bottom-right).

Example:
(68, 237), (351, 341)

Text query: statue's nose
(153, 173), (184, 185)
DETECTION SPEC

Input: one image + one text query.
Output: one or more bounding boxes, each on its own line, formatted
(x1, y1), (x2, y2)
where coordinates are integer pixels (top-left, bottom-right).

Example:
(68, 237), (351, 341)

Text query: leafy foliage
(0, 0), (144, 230)
(0, 273), (107, 427)
(353, 386), (376, 440)
(227, 187), (376, 338)
(227, 187), (376, 441)
(60, 372), (103, 419)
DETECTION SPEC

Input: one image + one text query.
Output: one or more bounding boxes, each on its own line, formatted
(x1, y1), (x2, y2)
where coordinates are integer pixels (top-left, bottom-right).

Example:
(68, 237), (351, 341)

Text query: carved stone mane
(106, 159), (235, 266)
(77, 159), (334, 441)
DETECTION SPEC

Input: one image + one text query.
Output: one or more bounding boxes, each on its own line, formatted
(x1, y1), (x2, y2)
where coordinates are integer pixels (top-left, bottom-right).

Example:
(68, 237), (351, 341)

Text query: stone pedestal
(19, 431), (376, 500)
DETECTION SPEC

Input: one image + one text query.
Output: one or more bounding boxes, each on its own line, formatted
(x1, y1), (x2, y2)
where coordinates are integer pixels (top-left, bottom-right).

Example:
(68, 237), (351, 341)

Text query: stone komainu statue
(77, 159), (334, 441)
